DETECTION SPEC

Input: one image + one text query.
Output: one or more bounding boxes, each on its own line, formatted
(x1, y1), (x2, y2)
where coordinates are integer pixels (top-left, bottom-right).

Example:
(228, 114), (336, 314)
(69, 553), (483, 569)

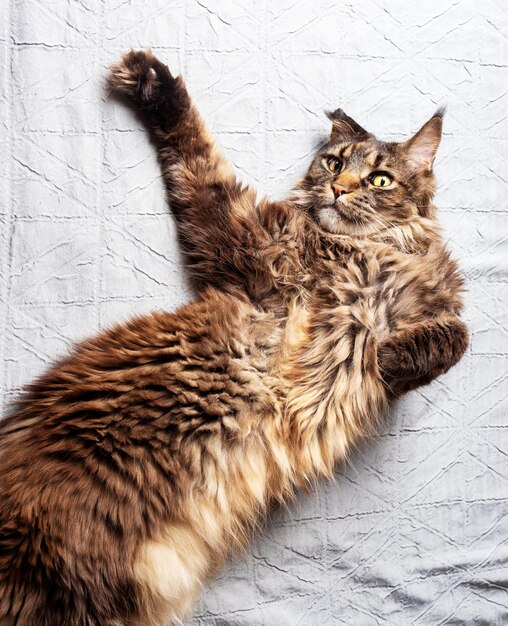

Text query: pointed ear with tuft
(326, 108), (370, 141)
(404, 108), (445, 172)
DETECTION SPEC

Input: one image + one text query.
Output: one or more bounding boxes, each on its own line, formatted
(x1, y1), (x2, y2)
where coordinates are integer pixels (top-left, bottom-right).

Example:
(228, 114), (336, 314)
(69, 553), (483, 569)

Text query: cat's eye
(325, 156), (341, 173)
(370, 173), (393, 187)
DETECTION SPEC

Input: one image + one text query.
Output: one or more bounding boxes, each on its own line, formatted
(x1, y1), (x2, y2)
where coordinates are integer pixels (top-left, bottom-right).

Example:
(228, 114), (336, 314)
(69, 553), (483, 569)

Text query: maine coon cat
(0, 49), (468, 626)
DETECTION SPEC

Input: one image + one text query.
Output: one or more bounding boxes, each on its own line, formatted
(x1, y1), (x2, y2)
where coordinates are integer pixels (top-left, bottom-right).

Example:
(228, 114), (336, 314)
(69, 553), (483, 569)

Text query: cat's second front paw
(377, 316), (469, 396)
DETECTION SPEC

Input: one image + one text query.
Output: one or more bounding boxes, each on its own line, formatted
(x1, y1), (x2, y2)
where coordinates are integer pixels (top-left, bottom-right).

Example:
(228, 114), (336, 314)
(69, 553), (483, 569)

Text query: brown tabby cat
(0, 49), (468, 626)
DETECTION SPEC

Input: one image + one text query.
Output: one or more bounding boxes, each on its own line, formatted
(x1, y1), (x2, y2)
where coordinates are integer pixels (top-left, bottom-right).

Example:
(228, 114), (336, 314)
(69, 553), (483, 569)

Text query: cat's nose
(332, 183), (350, 198)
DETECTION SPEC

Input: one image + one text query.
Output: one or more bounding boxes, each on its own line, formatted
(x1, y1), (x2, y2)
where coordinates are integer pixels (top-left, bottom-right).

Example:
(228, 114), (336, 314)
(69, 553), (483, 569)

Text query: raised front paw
(377, 316), (469, 395)
(108, 50), (189, 129)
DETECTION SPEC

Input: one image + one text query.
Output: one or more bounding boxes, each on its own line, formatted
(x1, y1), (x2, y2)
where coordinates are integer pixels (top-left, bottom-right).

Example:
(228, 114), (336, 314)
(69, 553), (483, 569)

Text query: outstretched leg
(377, 316), (469, 396)
(109, 50), (270, 295)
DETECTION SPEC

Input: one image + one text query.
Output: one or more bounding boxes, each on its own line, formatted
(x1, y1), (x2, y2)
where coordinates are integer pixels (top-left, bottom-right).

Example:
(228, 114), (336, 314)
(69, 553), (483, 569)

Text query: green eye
(326, 157), (341, 173)
(370, 173), (393, 187)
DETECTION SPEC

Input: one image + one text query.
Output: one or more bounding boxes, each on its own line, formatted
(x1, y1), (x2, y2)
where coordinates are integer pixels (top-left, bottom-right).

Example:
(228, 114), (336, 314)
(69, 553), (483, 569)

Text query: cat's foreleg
(109, 50), (259, 289)
(377, 315), (469, 396)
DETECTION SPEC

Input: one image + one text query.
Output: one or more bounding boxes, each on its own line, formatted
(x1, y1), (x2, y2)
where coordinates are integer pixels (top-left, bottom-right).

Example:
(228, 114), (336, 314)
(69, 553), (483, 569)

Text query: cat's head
(294, 108), (444, 239)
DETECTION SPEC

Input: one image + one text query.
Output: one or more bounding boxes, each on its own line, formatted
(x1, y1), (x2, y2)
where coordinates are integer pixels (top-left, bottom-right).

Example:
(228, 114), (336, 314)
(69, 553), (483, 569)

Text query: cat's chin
(316, 206), (367, 236)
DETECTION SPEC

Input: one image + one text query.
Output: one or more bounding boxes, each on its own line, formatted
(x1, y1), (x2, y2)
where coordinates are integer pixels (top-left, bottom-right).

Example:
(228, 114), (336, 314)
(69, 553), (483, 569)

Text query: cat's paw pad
(109, 49), (170, 107)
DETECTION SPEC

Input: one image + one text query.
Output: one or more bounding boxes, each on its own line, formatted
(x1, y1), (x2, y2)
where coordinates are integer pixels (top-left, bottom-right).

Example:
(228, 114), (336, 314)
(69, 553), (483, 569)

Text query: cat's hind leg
(131, 523), (212, 626)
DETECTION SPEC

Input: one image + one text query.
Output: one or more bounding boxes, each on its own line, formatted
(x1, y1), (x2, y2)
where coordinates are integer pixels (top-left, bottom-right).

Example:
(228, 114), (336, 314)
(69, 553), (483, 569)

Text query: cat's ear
(326, 108), (369, 141)
(403, 108), (444, 172)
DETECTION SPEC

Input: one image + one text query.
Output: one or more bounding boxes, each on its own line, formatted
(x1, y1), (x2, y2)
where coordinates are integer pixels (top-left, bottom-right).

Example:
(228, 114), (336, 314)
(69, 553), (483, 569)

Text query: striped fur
(0, 50), (468, 625)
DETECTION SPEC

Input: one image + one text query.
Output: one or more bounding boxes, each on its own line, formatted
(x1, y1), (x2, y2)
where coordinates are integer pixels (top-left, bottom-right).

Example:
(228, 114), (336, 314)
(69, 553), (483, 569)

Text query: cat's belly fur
(131, 273), (395, 621)
(0, 274), (390, 626)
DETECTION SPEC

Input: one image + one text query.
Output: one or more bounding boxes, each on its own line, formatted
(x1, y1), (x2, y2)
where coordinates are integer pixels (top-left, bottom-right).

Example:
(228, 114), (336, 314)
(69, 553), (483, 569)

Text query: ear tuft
(433, 105), (446, 120)
(404, 110), (444, 172)
(325, 108), (369, 140)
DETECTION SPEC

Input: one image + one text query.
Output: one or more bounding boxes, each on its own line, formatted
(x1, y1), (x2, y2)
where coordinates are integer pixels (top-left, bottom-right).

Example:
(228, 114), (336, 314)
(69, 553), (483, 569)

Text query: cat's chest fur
(275, 242), (397, 374)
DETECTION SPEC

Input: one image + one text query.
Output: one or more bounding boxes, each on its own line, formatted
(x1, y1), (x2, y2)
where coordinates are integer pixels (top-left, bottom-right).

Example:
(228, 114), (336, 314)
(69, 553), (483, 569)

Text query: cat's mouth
(327, 202), (357, 223)
(315, 193), (373, 233)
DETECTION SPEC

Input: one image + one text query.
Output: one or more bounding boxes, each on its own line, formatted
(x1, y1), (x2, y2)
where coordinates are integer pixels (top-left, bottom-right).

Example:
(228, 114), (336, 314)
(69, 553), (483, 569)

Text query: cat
(0, 49), (469, 626)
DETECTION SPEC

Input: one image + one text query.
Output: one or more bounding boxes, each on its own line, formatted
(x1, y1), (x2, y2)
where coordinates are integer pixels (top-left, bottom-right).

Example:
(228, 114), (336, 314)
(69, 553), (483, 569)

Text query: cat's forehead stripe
(329, 142), (388, 170)
(342, 142), (379, 165)
(338, 145), (349, 159)
(364, 150), (378, 167)
(342, 144), (354, 159)
(352, 145), (387, 169)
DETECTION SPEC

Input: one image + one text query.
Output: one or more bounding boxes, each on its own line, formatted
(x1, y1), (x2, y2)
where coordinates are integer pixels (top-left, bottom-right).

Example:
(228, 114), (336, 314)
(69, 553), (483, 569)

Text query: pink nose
(332, 182), (349, 198)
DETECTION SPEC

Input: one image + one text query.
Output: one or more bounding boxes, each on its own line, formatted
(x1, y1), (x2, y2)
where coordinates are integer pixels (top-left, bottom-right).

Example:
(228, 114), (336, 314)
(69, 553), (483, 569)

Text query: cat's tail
(108, 49), (191, 134)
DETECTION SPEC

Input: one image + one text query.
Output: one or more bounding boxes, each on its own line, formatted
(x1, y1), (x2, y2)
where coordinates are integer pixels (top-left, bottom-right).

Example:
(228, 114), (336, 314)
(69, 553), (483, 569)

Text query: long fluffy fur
(0, 50), (468, 626)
